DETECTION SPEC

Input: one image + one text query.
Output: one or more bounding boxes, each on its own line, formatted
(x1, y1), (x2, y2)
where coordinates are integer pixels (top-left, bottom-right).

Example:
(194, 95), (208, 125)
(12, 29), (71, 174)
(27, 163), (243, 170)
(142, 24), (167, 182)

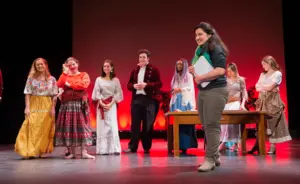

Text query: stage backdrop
(73, 0), (286, 130)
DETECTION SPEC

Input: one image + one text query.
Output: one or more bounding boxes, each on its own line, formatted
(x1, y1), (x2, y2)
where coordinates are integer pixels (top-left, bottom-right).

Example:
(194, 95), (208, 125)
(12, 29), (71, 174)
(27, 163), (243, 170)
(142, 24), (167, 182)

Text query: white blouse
(255, 71), (282, 92)
(92, 77), (123, 103)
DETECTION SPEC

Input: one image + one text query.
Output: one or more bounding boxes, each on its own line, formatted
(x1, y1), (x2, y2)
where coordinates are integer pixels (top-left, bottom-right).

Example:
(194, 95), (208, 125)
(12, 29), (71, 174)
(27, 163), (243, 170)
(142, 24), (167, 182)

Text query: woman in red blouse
(55, 57), (95, 159)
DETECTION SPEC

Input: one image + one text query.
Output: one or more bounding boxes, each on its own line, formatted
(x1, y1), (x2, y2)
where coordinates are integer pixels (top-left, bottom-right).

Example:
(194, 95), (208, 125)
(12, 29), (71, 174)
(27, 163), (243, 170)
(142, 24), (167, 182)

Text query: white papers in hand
(193, 56), (214, 87)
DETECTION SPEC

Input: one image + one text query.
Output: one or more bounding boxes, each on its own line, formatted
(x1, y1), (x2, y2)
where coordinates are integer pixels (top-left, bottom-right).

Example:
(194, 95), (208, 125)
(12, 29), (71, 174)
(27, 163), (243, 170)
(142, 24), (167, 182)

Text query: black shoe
(100, 153), (109, 155)
(65, 148), (71, 156)
(247, 146), (259, 154)
(144, 150), (150, 154)
(123, 149), (136, 153)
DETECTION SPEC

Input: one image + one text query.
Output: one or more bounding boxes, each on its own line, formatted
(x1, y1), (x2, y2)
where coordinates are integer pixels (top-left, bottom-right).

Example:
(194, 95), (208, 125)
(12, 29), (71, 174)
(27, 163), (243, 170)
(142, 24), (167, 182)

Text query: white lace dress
(92, 77), (123, 154)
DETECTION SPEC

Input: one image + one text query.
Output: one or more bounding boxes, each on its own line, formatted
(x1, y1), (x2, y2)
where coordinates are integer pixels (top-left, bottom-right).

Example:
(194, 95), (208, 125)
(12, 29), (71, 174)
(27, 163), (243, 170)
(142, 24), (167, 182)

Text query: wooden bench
(166, 110), (269, 157)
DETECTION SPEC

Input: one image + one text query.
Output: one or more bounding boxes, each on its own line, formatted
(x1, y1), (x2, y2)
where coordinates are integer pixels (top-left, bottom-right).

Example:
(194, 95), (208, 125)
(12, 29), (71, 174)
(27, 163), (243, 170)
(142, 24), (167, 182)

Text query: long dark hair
(194, 22), (229, 56)
(101, 59), (116, 79)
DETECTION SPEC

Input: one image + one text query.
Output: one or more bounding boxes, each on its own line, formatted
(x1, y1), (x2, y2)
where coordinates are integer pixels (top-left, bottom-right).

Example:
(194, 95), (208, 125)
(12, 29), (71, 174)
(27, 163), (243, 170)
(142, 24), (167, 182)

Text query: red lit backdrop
(73, 0), (286, 130)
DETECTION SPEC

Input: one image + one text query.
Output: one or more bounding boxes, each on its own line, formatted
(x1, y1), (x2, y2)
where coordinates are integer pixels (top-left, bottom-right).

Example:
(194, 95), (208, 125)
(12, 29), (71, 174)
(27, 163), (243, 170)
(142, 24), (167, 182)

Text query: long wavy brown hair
(28, 57), (51, 80)
(262, 55), (281, 73)
(194, 22), (229, 56)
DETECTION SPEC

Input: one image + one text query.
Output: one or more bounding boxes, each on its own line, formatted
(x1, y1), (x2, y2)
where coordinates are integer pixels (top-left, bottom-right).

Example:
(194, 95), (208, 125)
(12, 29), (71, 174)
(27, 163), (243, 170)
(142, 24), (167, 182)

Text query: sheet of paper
(193, 56), (214, 87)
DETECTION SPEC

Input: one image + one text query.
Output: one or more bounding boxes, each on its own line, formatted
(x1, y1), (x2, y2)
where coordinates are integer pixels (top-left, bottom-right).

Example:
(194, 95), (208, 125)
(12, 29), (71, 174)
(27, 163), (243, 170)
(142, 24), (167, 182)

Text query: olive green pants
(197, 87), (228, 161)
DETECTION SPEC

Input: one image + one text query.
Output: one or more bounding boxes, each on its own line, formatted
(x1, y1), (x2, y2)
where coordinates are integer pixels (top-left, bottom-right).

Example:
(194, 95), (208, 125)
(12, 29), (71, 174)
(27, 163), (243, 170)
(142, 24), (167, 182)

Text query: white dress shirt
(136, 66), (146, 95)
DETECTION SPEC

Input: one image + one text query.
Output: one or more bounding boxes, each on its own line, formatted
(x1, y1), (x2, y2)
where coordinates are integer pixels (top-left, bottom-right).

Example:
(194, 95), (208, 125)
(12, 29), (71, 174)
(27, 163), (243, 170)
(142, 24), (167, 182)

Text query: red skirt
(55, 100), (93, 147)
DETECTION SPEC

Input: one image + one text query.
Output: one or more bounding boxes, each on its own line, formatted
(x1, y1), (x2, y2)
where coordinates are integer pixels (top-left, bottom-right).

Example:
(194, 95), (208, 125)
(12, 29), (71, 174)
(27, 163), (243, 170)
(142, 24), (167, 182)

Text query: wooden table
(166, 110), (269, 157)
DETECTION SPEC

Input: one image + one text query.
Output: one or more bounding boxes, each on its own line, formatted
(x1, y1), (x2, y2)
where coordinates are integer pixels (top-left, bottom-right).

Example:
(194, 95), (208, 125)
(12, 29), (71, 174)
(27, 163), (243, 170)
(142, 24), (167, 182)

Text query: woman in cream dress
(92, 60), (123, 155)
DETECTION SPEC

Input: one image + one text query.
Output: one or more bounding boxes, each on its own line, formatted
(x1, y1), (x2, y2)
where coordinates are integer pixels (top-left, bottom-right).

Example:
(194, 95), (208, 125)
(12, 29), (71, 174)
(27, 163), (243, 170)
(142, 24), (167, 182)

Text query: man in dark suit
(124, 49), (162, 153)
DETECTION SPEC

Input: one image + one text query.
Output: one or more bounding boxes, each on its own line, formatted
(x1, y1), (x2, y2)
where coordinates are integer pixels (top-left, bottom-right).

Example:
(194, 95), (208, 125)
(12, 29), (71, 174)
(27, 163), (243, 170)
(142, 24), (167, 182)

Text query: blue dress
(170, 73), (198, 151)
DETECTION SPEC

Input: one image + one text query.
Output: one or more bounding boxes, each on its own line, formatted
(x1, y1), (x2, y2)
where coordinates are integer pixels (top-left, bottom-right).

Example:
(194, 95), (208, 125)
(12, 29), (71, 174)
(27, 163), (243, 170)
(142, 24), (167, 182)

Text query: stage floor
(1, 138), (300, 184)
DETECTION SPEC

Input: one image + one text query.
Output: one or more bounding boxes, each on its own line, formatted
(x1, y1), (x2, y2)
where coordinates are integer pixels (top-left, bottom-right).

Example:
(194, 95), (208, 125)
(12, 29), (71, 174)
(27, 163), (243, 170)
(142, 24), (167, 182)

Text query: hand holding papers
(193, 56), (214, 87)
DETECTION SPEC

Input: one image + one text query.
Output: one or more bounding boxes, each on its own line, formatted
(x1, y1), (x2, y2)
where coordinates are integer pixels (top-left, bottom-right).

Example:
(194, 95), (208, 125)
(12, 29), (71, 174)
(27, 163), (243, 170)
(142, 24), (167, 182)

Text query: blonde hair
(227, 62), (240, 77)
(262, 55), (281, 73)
(28, 57), (51, 80)
(227, 62), (245, 80)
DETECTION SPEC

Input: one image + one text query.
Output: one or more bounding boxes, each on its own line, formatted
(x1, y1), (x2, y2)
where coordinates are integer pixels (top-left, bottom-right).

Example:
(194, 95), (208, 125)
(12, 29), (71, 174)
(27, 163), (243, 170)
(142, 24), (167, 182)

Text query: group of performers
(13, 22), (291, 172)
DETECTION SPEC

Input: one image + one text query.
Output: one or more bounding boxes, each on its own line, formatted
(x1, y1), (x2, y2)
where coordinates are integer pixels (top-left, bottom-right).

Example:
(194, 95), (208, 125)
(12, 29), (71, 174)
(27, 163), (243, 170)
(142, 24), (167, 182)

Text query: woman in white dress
(219, 63), (248, 152)
(92, 59), (123, 155)
(247, 56), (291, 155)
